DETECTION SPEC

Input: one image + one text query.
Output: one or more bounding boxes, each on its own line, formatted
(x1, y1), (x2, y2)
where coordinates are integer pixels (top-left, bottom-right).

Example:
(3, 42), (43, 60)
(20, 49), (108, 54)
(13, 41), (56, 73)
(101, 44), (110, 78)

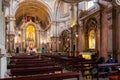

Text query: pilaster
(98, 2), (109, 60)
(112, 5), (120, 59)
(78, 24), (83, 52)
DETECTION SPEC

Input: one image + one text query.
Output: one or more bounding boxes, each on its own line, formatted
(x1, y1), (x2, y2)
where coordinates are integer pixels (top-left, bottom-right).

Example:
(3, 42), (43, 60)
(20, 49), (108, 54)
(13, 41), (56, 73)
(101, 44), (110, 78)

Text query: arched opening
(85, 18), (98, 51)
(13, 0), (52, 53)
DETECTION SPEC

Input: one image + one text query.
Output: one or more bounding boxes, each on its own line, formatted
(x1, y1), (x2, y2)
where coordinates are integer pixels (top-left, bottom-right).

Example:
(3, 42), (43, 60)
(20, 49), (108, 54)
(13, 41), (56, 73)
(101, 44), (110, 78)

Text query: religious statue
(89, 30), (95, 49)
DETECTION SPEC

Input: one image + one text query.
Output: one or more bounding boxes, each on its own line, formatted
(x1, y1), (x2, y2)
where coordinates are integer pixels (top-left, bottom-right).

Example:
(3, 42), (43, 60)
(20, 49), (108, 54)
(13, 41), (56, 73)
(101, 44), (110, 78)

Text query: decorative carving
(85, 18), (98, 34)
(59, 30), (70, 52)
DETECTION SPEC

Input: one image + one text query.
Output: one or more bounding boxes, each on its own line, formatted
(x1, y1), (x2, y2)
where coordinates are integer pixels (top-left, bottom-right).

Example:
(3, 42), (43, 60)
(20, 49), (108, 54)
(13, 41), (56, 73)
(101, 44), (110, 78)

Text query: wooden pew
(8, 62), (55, 69)
(10, 56), (39, 59)
(10, 66), (63, 76)
(109, 75), (119, 80)
(96, 63), (120, 79)
(11, 60), (49, 64)
(10, 59), (42, 63)
(0, 71), (81, 80)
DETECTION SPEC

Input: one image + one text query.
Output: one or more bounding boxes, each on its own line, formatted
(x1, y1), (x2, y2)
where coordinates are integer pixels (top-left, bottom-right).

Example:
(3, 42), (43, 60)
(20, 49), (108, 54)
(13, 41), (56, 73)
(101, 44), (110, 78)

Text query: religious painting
(26, 25), (35, 42)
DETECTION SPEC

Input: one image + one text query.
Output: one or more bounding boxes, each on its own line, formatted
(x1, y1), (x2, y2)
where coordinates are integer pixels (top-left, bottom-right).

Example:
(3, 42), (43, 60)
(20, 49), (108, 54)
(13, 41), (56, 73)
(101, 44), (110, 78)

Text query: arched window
(26, 25), (35, 42)
(89, 30), (95, 49)
(84, 1), (94, 10)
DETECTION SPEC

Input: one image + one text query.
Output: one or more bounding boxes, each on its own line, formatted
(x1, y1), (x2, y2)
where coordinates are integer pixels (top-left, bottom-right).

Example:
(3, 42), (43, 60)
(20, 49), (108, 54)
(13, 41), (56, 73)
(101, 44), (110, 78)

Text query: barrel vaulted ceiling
(15, 0), (51, 27)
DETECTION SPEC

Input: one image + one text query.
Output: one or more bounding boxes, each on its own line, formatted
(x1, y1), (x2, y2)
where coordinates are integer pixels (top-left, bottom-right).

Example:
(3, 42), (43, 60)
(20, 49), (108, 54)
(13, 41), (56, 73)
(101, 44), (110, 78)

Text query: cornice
(79, 9), (100, 21)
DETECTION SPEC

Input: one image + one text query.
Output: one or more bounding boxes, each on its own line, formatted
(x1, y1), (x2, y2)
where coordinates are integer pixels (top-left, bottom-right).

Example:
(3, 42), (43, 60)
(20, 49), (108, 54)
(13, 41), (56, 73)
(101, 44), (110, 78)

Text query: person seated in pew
(97, 57), (108, 72)
(106, 54), (117, 63)
(106, 54), (118, 71)
(92, 57), (107, 77)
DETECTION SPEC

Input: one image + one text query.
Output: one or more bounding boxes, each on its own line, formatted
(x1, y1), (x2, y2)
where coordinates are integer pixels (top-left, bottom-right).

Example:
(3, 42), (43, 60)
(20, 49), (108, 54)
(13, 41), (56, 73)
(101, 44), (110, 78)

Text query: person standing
(16, 47), (19, 54)
(41, 47), (45, 54)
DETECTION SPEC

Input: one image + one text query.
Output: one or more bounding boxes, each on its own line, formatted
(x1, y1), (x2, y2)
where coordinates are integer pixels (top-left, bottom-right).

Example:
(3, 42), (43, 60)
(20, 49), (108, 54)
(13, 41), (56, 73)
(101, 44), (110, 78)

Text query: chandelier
(61, 0), (90, 3)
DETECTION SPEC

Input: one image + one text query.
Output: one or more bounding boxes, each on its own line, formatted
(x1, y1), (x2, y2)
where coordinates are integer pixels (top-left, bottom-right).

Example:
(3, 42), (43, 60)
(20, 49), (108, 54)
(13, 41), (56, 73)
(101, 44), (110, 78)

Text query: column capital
(111, 0), (120, 7)
(97, 0), (109, 12)
(105, 0), (120, 13)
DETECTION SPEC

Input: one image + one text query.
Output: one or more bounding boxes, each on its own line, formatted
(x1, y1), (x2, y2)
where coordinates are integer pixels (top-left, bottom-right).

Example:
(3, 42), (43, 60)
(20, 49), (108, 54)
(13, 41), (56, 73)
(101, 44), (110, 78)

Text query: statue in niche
(89, 30), (95, 49)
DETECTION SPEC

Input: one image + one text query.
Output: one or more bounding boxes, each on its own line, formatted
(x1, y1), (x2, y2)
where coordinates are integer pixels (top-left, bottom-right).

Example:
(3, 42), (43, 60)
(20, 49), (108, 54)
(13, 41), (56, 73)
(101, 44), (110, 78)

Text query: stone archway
(13, 0), (53, 53)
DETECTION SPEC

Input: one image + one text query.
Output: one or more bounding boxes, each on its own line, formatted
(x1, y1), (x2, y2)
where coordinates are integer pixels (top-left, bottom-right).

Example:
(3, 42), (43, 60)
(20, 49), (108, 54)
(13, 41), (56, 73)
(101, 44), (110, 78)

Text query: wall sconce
(23, 40), (25, 42)
(58, 41), (61, 44)
(67, 38), (70, 41)
(75, 34), (78, 38)
(18, 31), (21, 35)
(7, 39), (9, 42)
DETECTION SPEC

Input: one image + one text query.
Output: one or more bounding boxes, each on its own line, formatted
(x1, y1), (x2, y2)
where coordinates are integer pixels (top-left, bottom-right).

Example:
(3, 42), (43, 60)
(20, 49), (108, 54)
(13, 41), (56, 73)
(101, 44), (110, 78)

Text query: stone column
(36, 30), (39, 49)
(70, 27), (74, 56)
(71, 3), (77, 26)
(78, 24), (83, 53)
(0, 0), (2, 45)
(8, 17), (15, 53)
(9, 0), (15, 34)
(9, 17), (15, 34)
(21, 29), (24, 52)
(0, 0), (7, 78)
(22, 29), (26, 49)
(70, 3), (77, 56)
(99, 4), (109, 60)
(112, 5), (120, 59)
(39, 30), (41, 52)
(51, 22), (58, 52)
(75, 3), (79, 56)
(8, 0), (15, 52)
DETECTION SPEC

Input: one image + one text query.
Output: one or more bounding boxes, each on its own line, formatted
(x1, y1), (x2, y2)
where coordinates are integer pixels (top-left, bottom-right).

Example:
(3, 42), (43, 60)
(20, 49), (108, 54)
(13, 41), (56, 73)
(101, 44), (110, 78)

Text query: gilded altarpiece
(19, 21), (41, 52)
(84, 18), (98, 51)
